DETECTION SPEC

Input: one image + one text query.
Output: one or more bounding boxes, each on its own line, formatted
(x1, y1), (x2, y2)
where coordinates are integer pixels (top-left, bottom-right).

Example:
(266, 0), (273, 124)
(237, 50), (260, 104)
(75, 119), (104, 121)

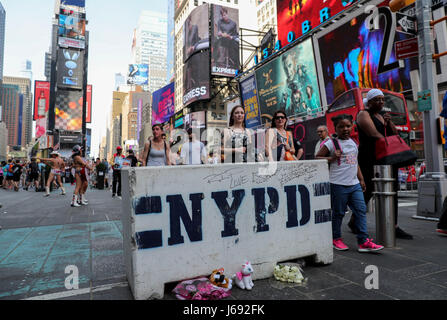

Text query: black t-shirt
(126, 155), (138, 167)
(12, 164), (22, 176)
(29, 162), (39, 175)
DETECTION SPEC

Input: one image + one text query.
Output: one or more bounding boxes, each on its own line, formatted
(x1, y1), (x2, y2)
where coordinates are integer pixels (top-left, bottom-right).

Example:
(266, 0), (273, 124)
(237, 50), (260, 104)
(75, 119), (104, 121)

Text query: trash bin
(372, 165), (396, 248)
(416, 172), (447, 220)
(97, 170), (105, 190)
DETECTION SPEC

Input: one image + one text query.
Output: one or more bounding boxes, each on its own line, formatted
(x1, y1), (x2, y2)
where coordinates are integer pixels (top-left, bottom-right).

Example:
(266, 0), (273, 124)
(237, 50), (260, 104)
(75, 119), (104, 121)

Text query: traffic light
(389, 0), (416, 12)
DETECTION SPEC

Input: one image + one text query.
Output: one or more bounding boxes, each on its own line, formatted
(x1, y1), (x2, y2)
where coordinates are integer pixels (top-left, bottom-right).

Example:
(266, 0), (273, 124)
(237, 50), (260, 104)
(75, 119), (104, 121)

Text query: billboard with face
(34, 81), (51, 138)
(152, 82), (175, 125)
(127, 64), (149, 85)
(314, 4), (414, 105)
(57, 48), (84, 89)
(211, 5), (240, 77)
(255, 38), (321, 122)
(276, 0), (356, 47)
(183, 50), (210, 107)
(55, 90), (84, 131)
(183, 4), (210, 62)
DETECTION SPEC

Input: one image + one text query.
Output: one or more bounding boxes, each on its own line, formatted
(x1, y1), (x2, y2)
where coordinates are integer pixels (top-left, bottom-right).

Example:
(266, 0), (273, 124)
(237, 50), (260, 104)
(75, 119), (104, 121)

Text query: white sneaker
(71, 201), (81, 207)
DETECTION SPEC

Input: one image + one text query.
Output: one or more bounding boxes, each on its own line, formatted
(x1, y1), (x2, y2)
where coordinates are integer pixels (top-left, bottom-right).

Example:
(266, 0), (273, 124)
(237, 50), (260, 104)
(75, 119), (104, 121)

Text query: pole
(415, 0), (447, 220)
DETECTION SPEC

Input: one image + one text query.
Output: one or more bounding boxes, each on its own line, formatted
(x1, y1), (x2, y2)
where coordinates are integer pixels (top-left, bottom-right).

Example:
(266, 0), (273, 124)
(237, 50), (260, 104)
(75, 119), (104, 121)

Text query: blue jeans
(330, 183), (369, 244)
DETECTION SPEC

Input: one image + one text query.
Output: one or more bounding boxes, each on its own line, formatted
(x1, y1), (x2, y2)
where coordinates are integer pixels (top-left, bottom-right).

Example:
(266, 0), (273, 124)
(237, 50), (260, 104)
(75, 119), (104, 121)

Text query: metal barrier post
(372, 165), (396, 248)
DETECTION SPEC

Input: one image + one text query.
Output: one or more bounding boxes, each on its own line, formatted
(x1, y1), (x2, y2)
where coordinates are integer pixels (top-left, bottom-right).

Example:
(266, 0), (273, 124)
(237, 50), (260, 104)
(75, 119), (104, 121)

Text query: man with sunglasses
(314, 125), (330, 157)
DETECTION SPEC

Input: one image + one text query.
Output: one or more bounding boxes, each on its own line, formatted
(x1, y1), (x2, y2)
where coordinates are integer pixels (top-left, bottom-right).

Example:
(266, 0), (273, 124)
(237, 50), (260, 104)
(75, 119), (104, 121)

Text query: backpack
(8, 164), (14, 173)
(30, 162), (39, 175)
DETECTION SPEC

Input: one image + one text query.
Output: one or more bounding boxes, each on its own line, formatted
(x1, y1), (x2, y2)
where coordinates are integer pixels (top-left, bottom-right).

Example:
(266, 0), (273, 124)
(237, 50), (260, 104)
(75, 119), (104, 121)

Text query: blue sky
(1, 0), (168, 156)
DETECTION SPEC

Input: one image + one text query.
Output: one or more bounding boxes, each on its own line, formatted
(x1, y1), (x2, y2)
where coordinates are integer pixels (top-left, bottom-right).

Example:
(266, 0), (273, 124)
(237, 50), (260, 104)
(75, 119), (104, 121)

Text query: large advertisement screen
(315, 4), (413, 105)
(58, 13), (86, 41)
(183, 50), (211, 107)
(86, 84), (92, 123)
(184, 111), (206, 130)
(240, 75), (262, 129)
(255, 38), (321, 121)
(61, 0), (85, 7)
(211, 4), (240, 77)
(57, 48), (84, 89)
(55, 90), (84, 131)
(183, 4), (210, 62)
(276, 0), (356, 46)
(152, 82), (175, 125)
(127, 64), (149, 85)
(34, 81), (50, 138)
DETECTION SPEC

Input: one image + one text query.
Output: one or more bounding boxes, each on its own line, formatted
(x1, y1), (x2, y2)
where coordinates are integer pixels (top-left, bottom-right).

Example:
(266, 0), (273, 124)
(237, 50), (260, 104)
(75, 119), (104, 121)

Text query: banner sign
(240, 75), (262, 129)
(152, 82), (175, 125)
(127, 64), (149, 86)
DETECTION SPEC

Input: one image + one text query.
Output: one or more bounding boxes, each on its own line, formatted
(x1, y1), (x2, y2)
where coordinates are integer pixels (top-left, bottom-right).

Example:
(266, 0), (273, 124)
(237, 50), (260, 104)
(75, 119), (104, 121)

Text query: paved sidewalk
(0, 186), (446, 300)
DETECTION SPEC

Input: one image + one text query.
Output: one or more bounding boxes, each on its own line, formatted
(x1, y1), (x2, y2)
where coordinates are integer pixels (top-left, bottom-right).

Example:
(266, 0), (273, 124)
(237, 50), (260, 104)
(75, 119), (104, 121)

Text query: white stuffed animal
(233, 261), (254, 290)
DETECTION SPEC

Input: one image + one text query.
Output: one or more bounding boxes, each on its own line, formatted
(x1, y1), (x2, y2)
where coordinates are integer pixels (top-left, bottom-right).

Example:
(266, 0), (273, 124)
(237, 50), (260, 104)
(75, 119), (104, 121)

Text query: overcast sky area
(1, 0), (168, 157)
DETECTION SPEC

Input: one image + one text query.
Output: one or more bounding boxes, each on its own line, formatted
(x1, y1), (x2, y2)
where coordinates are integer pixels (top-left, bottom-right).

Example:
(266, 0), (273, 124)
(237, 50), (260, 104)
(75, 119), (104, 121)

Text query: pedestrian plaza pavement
(0, 186), (446, 300)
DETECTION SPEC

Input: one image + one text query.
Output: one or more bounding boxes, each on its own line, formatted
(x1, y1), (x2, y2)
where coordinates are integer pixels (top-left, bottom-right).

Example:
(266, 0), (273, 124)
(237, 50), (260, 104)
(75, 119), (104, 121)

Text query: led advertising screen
(184, 111), (206, 130)
(183, 50), (211, 107)
(61, 0), (85, 7)
(255, 38), (321, 121)
(152, 82), (175, 125)
(211, 4), (240, 77)
(86, 84), (92, 123)
(127, 64), (149, 85)
(55, 90), (84, 131)
(276, 0), (356, 46)
(183, 4), (210, 62)
(34, 81), (50, 121)
(58, 14), (86, 41)
(240, 75), (262, 129)
(57, 48), (84, 89)
(315, 4), (413, 105)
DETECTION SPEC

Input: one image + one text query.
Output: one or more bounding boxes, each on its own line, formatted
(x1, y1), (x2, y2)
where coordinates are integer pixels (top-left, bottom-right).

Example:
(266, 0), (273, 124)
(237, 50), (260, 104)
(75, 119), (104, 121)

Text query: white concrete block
(121, 161), (333, 300)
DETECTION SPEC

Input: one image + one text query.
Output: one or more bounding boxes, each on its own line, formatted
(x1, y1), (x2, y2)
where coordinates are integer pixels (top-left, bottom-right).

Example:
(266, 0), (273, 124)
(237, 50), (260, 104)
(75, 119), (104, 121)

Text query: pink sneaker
(333, 238), (349, 251)
(358, 239), (384, 253)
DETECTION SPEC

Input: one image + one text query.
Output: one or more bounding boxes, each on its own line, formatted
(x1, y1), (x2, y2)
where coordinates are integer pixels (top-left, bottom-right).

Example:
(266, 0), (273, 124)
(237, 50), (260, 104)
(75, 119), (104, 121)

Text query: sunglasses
(275, 116), (286, 120)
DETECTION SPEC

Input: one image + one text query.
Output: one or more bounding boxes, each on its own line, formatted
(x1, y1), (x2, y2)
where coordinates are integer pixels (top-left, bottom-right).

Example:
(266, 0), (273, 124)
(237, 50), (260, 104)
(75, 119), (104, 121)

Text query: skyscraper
(0, 2), (6, 107)
(167, 0), (175, 83)
(1, 84), (23, 147)
(132, 10), (168, 94)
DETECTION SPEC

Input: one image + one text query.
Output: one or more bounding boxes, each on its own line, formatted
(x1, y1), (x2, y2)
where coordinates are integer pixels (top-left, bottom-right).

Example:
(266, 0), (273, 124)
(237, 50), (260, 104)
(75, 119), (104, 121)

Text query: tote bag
(375, 130), (417, 167)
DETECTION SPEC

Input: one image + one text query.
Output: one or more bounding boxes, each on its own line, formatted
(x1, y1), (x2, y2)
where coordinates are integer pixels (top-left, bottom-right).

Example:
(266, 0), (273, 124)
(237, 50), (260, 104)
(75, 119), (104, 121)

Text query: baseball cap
(117, 146), (123, 150)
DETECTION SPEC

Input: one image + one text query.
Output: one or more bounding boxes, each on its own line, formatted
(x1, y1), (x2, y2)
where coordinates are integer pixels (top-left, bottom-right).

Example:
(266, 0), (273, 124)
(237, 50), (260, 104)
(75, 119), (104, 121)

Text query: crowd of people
(1, 89), (446, 241)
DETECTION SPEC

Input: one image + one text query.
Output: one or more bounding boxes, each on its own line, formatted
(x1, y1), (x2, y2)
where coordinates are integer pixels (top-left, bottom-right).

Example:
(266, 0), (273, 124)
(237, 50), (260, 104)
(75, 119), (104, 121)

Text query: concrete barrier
(121, 160), (333, 300)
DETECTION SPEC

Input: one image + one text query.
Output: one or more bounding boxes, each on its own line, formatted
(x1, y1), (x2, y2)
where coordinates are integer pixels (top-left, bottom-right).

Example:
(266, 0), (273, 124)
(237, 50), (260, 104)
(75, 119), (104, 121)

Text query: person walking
(314, 125), (331, 157)
(38, 151), (66, 196)
(316, 114), (384, 253)
(11, 160), (23, 192)
(140, 124), (172, 167)
(71, 145), (92, 207)
(355, 89), (413, 240)
(26, 158), (40, 191)
(4, 159), (14, 190)
(265, 110), (296, 162)
(221, 105), (253, 163)
(181, 128), (207, 165)
(112, 146), (125, 197)
(126, 149), (138, 167)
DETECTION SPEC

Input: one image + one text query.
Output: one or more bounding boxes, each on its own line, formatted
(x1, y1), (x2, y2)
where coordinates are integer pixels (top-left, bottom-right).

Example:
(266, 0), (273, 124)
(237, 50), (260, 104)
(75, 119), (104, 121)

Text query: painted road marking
(24, 282), (129, 300)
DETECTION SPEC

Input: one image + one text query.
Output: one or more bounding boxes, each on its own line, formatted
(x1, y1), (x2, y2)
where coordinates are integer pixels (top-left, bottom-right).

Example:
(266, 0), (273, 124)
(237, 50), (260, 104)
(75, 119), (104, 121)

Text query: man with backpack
(25, 158), (40, 191)
(12, 160), (23, 192)
(4, 159), (14, 190)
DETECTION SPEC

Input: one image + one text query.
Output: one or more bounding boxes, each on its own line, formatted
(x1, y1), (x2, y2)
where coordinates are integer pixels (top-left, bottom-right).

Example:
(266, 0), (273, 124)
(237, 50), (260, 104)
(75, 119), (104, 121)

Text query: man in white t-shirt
(181, 128), (207, 165)
(314, 125), (331, 157)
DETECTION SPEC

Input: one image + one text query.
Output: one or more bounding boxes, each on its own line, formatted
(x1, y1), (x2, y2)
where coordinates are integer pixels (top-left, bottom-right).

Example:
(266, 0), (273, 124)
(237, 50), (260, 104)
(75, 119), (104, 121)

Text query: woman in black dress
(352, 89), (413, 240)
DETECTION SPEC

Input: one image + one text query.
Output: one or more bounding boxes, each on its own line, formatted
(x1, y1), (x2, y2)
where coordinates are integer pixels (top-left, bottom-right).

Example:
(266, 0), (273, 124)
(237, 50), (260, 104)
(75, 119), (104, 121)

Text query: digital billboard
(152, 82), (175, 125)
(211, 4), (240, 77)
(314, 3), (414, 105)
(61, 0), (85, 7)
(183, 50), (211, 107)
(58, 37), (85, 49)
(57, 48), (84, 89)
(55, 90), (84, 131)
(276, 0), (356, 47)
(255, 38), (321, 121)
(183, 4), (210, 62)
(58, 14), (86, 40)
(240, 75), (262, 129)
(127, 64), (149, 85)
(184, 111), (206, 130)
(34, 81), (50, 121)
(86, 84), (92, 123)
(34, 81), (50, 138)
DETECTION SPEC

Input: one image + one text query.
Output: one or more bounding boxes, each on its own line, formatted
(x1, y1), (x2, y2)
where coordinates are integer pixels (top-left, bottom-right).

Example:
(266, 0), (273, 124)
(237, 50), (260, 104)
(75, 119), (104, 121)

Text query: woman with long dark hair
(265, 110), (296, 162)
(140, 124), (172, 167)
(221, 105), (253, 163)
